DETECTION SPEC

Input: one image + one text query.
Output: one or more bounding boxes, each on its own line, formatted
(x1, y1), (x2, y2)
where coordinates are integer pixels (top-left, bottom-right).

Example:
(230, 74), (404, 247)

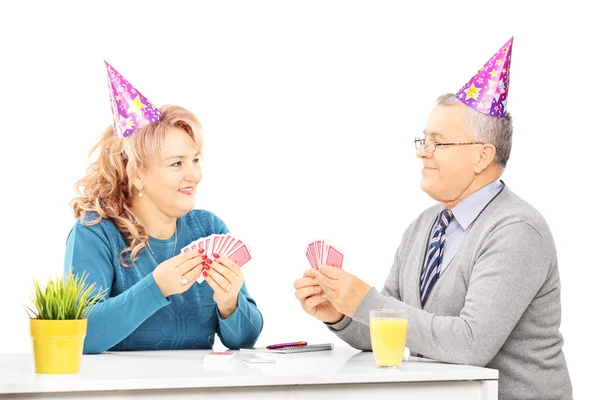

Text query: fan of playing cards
(305, 240), (344, 269)
(181, 234), (252, 283)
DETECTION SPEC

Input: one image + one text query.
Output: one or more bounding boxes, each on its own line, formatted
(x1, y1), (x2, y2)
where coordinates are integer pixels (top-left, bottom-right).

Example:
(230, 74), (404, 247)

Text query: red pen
(266, 341), (307, 349)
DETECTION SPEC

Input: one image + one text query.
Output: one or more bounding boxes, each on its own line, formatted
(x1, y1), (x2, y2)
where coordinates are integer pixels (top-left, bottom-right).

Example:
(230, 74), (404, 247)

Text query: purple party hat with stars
(456, 37), (513, 118)
(104, 61), (161, 138)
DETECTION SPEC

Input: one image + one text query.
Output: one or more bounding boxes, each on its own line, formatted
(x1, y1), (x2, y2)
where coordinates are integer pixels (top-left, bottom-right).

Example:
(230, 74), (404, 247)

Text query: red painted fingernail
(213, 253), (220, 259)
(202, 271), (208, 277)
(206, 259), (213, 264)
(202, 255), (207, 260)
(199, 248), (204, 253)
(205, 265), (211, 271)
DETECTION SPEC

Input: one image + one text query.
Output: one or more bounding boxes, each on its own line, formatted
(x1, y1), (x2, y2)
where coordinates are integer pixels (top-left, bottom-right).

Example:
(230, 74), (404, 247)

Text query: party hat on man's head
(455, 37), (513, 118)
(104, 61), (161, 138)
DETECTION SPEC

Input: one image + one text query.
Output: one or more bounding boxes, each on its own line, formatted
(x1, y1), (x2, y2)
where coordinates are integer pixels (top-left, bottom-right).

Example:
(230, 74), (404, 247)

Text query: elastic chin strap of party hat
(104, 61), (162, 138)
(455, 37), (513, 118)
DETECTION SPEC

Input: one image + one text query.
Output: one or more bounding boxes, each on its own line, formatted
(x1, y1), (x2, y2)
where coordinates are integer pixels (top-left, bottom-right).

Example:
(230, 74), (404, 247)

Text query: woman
(65, 63), (263, 353)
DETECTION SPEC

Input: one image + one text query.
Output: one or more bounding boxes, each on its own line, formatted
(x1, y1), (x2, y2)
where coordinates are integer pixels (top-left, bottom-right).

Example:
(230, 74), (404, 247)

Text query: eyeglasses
(414, 137), (485, 153)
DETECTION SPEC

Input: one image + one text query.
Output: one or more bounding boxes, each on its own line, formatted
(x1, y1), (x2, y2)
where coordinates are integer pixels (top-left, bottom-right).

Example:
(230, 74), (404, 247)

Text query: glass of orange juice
(369, 309), (408, 367)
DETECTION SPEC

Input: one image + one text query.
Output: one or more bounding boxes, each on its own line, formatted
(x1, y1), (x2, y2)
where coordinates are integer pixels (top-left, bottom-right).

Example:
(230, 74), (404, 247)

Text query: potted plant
(25, 269), (106, 374)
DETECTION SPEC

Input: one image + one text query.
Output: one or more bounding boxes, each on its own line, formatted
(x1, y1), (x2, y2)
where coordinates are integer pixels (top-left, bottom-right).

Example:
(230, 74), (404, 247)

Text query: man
(294, 37), (572, 400)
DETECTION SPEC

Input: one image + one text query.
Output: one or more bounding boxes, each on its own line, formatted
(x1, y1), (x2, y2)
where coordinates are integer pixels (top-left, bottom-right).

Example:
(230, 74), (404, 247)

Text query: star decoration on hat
(464, 83), (481, 100)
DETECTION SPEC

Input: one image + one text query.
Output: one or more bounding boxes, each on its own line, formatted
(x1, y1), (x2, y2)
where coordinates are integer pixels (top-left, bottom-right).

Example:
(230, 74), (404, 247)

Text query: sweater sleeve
(205, 212), (264, 349)
(339, 222), (550, 366)
(216, 283), (263, 349)
(64, 222), (169, 354)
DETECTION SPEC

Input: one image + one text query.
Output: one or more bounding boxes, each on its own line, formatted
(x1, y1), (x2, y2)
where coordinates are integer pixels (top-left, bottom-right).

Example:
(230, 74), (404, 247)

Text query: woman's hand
(152, 249), (205, 298)
(204, 254), (244, 319)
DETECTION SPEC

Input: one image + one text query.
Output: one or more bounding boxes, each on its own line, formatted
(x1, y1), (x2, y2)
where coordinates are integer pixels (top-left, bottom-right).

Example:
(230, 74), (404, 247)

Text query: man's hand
(316, 264), (372, 317)
(294, 269), (344, 323)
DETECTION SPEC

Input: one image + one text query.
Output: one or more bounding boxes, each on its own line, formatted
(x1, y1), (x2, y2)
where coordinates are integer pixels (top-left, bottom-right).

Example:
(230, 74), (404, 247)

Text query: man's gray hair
(436, 93), (513, 169)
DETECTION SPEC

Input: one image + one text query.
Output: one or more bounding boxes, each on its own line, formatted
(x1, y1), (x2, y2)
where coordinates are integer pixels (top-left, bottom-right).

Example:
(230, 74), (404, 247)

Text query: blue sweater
(64, 210), (263, 354)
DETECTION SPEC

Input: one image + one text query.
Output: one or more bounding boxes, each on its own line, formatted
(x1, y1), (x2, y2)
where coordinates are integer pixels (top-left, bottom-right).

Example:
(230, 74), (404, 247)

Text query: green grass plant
(25, 269), (107, 320)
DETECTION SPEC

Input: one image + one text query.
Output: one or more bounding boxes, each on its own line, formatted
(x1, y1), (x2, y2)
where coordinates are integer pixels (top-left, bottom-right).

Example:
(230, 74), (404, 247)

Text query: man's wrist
(323, 313), (345, 324)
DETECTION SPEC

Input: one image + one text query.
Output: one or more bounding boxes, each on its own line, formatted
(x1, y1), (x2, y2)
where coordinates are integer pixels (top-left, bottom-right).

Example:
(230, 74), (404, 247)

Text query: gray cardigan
(328, 185), (572, 400)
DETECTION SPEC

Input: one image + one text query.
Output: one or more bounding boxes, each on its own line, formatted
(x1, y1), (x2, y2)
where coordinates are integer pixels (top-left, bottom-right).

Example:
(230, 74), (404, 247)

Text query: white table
(0, 346), (498, 399)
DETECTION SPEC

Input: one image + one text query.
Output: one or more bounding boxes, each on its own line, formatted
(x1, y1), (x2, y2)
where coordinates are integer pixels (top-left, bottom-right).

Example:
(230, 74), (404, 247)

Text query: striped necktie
(420, 209), (453, 306)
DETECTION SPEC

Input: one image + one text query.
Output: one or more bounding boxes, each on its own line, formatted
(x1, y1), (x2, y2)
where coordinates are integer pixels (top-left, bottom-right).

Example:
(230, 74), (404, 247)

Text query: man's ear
(474, 143), (496, 174)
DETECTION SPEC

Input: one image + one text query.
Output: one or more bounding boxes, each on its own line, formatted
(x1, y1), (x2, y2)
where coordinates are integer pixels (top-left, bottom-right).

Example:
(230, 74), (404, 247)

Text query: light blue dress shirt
(428, 179), (504, 275)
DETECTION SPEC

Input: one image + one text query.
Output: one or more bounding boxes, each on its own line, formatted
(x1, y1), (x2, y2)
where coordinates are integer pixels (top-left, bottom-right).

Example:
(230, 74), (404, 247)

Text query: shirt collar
(450, 179), (504, 230)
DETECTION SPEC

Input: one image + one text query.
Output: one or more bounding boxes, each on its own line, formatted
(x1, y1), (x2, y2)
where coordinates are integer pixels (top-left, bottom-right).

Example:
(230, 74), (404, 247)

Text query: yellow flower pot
(30, 319), (87, 374)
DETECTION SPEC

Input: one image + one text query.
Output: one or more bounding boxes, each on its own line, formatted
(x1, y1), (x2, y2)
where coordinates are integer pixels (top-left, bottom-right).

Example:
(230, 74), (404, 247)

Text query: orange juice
(369, 318), (408, 367)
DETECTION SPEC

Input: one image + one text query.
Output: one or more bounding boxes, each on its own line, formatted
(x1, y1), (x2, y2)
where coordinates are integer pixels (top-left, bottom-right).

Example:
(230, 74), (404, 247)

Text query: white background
(0, 0), (596, 397)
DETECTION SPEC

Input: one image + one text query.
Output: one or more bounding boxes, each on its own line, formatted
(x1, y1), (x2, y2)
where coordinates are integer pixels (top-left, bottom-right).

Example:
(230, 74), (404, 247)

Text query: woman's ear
(131, 171), (144, 193)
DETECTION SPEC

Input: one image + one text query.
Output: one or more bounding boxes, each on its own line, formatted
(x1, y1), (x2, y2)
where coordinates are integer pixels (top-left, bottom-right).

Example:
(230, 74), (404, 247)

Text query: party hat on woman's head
(104, 61), (161, 138)
(455, 37), (513, 118)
